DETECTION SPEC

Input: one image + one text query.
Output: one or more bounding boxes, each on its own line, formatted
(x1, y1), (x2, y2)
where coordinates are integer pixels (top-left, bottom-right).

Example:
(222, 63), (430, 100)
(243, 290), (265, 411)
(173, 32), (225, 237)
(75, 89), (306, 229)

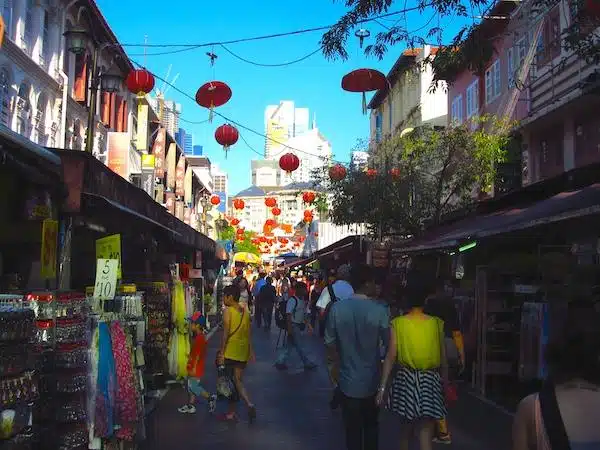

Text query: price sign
(96, 234), (122, 279)
(93, 259), (118, 300)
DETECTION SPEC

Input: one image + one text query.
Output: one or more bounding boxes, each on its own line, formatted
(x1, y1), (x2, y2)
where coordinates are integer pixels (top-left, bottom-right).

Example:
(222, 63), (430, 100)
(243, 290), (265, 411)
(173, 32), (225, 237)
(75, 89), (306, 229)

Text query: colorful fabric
(94, 322), (116, 438)
(387, 365), (446, 421)
(110, 322), (138, 441)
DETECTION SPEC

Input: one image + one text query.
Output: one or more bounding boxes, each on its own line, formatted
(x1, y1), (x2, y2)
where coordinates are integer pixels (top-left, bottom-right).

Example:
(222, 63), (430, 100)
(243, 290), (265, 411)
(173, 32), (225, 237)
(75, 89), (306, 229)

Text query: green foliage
(218, 224), (260, 255)
(312, 117), (515, 237)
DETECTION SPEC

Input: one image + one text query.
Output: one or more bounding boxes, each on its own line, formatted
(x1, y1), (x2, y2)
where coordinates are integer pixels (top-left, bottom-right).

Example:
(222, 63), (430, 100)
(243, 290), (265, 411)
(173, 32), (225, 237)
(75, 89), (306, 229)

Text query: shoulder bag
(539, 381), (571, 450)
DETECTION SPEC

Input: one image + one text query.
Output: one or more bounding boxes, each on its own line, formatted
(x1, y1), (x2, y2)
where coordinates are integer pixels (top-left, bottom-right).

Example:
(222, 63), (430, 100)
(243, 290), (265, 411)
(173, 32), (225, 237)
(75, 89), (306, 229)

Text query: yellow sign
(96, 234), (122, 279)
(40, 219), (58, 279)
(93, 259), (118, 300)
(141, 153), (155, 169)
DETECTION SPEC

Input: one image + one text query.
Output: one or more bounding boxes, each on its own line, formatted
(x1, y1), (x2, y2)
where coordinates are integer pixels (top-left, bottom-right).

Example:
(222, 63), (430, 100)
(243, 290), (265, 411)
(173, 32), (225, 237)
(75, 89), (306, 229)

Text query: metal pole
(85, 46), (99, 154)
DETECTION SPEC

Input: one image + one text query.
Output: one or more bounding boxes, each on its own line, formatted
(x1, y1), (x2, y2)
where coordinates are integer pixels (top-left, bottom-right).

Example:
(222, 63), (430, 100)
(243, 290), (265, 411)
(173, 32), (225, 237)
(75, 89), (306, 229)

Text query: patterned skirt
(386, 365), (447, 421)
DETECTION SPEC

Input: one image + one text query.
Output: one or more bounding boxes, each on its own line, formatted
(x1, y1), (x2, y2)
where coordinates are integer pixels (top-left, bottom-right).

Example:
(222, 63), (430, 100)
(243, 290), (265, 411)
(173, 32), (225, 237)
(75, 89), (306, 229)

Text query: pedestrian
(235, 269), (252, 308)
(316, 264), (355, 330)
(252, 272), (267, 328)
(218, 284), (257, 423)
(324, 264), (389, 450)
(377, 273), (448, 450)
(310, 273), (325, 331)
(274, 281), (317, 371)
(512, 299), (600, 450)
(177, 312), (217, 414)
(258, 276), (277, 331)
(423, 279), (465, 445)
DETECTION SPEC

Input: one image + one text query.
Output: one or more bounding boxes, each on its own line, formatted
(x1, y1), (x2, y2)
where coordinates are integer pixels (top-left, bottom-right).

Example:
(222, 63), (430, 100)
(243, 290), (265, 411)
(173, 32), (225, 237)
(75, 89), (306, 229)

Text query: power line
(218, 44), (322, 67)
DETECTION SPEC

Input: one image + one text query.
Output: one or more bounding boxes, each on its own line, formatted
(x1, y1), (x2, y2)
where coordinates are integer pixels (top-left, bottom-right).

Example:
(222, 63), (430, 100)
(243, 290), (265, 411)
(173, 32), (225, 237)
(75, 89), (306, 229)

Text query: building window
(466, 79), (479, 118)
(0, 68), (11, 127)
(23, 0), (34, 53)
(2, 0), (12, 39)
(375, 112), (382, 142)
(34, 93), (47, 144)
(507, 47), (515, 87)
(485, 59), (501, 104)
(16, 82), (31, 136)
(40, 10), (50, 67)
(451, 95), (463, 125)
(537, 7), (561, 66)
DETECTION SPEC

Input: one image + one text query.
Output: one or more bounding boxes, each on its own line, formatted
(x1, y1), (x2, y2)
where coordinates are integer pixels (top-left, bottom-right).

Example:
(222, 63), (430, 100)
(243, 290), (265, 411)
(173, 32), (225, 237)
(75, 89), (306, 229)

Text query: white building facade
(264, 100), (310, 158)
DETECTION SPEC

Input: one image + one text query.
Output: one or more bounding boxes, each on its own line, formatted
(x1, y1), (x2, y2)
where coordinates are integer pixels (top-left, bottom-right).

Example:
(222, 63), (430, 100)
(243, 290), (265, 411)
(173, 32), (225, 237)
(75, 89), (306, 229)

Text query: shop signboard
(166, 143), (176, 189)
(175, 200), (184, 221)
(136, 104), (149, 151)
(175, 156), (185, 197)
(96, 234), (122, 279)
(165, 192), (175, 214)
(152, 127), (166, 178)
(184, 167), (193, 205)
(40, 219), (58, 279)
(183, 206), (191, 225)
(107, 132), (130, 179)
(155, 184), (164, 204)
(141, 154), (155, 197)
(93, 259), (118, 300)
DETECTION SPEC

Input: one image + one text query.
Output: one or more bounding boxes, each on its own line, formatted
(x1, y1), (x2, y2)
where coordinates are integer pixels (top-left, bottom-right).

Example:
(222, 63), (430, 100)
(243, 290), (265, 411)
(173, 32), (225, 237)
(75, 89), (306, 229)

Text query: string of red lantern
(329, 164), (347, 182)
(265, 197), (277, 208)
(272, 207), (281, 216)
(214, 124), (239, 159)
(233, 199), (245, 210)
(210, 195), (221, 206)
(279, 153), (300, 174)
(302, 191), (316, 204)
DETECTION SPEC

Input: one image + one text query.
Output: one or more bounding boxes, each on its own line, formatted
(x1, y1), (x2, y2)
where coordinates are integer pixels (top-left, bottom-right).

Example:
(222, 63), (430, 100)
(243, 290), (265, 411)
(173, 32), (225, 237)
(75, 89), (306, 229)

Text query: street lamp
(64, 24), (123, 154)
(199, 195), (212, 235)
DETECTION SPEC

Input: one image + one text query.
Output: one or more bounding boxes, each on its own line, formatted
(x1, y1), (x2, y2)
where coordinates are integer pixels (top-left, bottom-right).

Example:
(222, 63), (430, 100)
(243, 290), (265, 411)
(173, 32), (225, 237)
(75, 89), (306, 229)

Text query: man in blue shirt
(325, 264), (389, 450)
(252, 272), (267, 327)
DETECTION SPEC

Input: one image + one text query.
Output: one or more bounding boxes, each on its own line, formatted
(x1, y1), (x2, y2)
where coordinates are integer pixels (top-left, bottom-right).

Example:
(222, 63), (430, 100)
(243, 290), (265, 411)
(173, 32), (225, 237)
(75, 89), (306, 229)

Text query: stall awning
(282, 235), (362, 269)
(396, 183), (600, 253)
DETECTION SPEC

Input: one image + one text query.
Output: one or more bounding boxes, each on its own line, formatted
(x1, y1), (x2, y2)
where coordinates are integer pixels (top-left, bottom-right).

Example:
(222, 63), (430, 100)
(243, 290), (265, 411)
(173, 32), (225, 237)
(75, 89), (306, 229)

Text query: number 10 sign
(93, 259), (118, 300)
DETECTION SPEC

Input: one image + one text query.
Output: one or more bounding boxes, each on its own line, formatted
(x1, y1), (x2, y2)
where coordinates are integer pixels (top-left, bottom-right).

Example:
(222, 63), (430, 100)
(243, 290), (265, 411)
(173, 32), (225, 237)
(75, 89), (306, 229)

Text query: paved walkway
(141, 325), (512, 450)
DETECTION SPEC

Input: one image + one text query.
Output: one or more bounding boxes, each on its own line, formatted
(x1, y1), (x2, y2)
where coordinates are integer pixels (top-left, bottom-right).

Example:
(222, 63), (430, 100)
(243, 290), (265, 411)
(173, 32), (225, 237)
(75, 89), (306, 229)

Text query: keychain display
(25, 292), (55, 320)
(54, 344), (88, 369)
(55, 318), (87, 344)
(0, 346), (30, 377)
(0, 307), (35, 342)
(0, 372), (38, 409)
(35, 320), (54, 345)
(55, 398), (87, 424)
(56, 424), (87, 449)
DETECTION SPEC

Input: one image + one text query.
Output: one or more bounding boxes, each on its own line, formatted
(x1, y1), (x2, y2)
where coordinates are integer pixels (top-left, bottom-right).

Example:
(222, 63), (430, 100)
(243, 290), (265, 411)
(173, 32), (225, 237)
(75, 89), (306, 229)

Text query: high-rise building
(148, 97), (181, 137)
(211, 164), (228, 213)
(175, 128), (193, 154)
(264, 101), (310, 159)
(192, 145), (203, 156)
(280, 128), (331, 184)
(351, 151), (369, 170)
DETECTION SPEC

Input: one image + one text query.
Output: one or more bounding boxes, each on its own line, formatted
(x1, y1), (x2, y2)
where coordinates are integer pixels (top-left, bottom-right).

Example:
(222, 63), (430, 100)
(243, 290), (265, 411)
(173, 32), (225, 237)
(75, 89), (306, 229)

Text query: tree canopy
(216, 222), (260, 255)
(321, 0), (600, 88)
(312, 117), (514, 237)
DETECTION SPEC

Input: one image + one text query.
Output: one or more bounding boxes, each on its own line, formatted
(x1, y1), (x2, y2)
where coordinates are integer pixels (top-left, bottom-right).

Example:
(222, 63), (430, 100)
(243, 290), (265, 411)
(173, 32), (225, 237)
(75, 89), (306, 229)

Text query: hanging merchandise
(167, 280), (191, 379)
(341, 68), (387, 114)
(140, 283), (170, 380)
(195, 81), (232, 122)
(214, 124), (239, 159)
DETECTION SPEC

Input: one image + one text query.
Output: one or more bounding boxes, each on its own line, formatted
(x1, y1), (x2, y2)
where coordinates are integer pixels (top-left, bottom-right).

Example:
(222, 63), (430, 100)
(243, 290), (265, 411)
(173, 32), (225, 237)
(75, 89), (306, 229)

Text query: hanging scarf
(110, 321), (138, 441)
(94, 322), (116, 438)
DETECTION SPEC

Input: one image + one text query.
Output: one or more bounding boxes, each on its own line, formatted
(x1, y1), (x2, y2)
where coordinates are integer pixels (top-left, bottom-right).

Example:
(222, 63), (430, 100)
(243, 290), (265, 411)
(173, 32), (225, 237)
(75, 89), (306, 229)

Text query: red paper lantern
(233, 199), (245, 210)
(265, 197), (277, 208)
(342, 68), (387, 114)
(303, 209), (313, 218)
(304, 216), (312, 223)
(259, 236), (267, 243)
(389, 168), (401, 179)
(195, 81), (232, 121)
(329, 164), (347, 182)
(126, 69), (155, 98)
(271, 207), (281, 216)
(236, 227), (244, 235)
(265, 219), (276, 227)
(366, 168), (378, 179)
(210, 195), (221, 206)
(279, 153), (300, 174)
(231, 218), (240, 226)
(302, 191), (316, 204)
(214, 124), (239, 158)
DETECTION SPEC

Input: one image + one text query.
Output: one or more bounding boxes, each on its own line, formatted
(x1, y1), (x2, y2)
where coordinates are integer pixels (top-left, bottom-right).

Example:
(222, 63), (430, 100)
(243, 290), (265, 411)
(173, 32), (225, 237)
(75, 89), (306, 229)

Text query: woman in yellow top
(218, 284), (256, 423)
(376, 275), (449, 450)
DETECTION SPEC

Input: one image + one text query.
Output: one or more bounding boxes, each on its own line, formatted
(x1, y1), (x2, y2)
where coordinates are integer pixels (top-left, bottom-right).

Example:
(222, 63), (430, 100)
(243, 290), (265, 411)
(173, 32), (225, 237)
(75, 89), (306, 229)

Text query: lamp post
(63, 26), (123, 153)
(199, 194), (212, 235)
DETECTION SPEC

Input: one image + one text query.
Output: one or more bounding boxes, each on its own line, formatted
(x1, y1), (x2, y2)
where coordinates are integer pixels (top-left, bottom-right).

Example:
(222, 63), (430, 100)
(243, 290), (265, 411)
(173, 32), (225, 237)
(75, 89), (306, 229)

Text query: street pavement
(141, 324), (513, 450)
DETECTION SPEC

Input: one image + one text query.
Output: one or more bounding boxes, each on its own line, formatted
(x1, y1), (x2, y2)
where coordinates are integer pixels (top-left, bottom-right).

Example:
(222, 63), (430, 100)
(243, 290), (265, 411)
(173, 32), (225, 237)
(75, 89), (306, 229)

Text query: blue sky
(96, 0), (468, 196)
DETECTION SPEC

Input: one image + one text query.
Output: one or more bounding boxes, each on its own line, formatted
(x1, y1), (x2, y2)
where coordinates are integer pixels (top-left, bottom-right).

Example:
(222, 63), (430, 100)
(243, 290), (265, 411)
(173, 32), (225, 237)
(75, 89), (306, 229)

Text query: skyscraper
(192, 145), (203, 156)
(148, 97), (181, 137)
(264, 101), (310, 159)
(211, 164), (228, 213)
(175, 128), (193, 154)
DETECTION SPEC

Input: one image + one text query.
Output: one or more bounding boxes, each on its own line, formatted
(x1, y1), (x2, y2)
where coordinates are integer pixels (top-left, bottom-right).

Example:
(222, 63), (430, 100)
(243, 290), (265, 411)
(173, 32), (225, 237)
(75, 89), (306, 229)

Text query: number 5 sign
(96, 234), (122, 279)
(93, 259), (118, 300)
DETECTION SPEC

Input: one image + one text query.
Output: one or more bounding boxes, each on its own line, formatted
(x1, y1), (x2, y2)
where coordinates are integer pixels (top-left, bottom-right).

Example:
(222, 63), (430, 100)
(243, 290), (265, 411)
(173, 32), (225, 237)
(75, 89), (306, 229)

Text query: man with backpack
(274, 281), (317, 371)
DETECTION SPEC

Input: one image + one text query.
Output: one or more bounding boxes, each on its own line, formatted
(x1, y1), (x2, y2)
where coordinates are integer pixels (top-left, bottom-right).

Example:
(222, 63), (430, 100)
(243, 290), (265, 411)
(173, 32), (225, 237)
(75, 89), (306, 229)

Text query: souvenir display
(167, 280), (193, 379)
(141, 283), (170, 376)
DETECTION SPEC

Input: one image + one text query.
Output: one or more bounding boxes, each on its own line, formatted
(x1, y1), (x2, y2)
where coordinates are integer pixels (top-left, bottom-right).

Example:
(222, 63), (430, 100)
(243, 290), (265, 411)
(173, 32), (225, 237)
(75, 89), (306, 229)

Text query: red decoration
(279, 237), (289, 244)
(389, 168), (401, 179)
(329, 164), (347, 182)
(265, 197), (277, 208)
(265, 219), (276, 227)
(195, 81), (232, 121)
(236, 227), (244, 235)
(366, 168), (378, 179)
(214, 124), (239, 158)
(259, 236), (267, 243)
(210, 195), (221, 206)
(585, 0), (600, 17)
(303, 209), (313, 218)
(304, 216), (312, 223)
(126, 69), (155, 98)
(230, 218), (240, 226)
(302, 191), (316, 204)
(341, 68), (387, 114)
(271, 207), (281, 216)
(279, 153), (300, 174)
(233, 199), (245, 210)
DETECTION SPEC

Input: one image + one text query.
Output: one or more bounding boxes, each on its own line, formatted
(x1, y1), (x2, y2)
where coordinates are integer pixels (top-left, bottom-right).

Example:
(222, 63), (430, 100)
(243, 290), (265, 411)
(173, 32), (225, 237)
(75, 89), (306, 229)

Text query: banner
(136, 104), (149, 151)
(155, 184), (164, 205)
(107, 132), (130, 179)
(166, 143), (176, 189)
(96, 234), (122, 279)
(165, 192), (175, 214)
(40, 219), (58, 279)
(175, 155), (185, 197)
(175, 200), (184, 221)
(184, 166), (193, 205)
(152, 127), (166, 178)
(141, 154), (155, 197)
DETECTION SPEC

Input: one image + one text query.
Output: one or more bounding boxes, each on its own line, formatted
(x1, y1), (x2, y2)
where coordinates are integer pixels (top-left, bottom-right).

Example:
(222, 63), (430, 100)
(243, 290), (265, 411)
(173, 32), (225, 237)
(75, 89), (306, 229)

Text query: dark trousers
(255, 304), (262, 327)
(341, 393), (379, 450)
(262, 303), (274, 329)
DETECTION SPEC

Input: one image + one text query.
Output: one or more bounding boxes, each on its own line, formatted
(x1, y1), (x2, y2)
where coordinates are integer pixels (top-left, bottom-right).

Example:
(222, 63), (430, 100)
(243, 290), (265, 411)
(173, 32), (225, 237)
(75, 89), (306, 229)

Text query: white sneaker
(208, 394), (217, 413)
(178, 404), (196, 414)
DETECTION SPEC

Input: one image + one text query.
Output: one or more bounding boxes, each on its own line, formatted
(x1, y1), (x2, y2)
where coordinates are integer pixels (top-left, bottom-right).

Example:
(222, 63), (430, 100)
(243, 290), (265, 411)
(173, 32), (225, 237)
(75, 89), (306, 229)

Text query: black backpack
(319, 284), (338, 338)
(275, 296), (298, 330)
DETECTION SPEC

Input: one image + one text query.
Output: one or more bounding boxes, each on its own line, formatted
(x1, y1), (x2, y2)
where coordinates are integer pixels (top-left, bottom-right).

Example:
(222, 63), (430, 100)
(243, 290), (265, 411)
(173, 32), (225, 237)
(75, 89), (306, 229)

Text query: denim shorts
(187, 377), (207, 396)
